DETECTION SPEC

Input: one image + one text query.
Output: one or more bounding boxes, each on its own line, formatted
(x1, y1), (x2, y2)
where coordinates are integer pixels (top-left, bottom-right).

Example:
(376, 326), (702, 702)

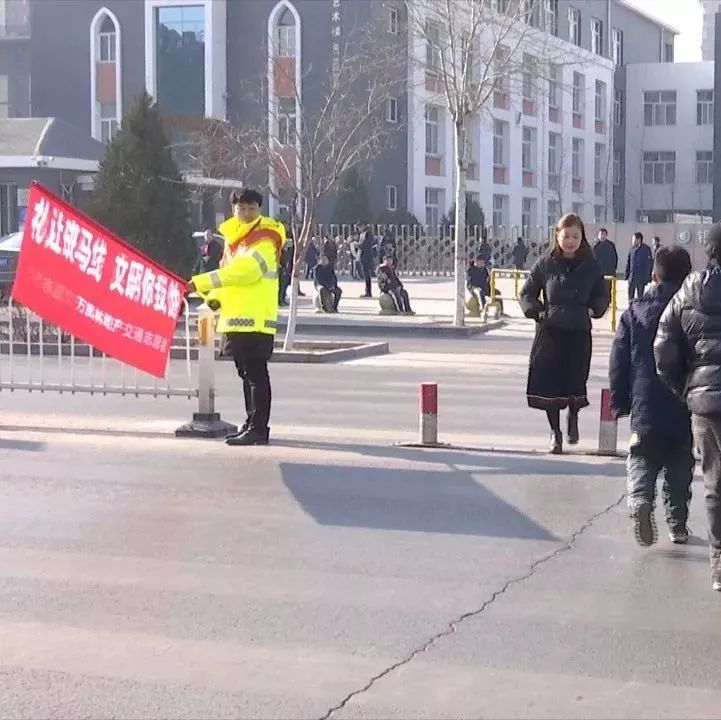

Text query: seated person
(313, 255), (342, 312)
(467, 256), (490, 307)
(377, 254), (414, 314)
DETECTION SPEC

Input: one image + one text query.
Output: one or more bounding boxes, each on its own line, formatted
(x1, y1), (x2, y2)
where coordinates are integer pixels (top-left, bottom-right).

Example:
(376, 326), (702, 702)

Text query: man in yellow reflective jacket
(187, 189), (285, 446)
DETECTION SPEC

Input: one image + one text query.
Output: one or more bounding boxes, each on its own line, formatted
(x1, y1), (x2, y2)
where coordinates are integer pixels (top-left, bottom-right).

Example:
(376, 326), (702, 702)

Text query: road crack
(319, 492), (626, 720)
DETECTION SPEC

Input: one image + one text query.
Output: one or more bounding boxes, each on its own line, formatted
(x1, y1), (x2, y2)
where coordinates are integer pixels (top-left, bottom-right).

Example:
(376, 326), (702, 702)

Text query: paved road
(2, 320), (721, 718)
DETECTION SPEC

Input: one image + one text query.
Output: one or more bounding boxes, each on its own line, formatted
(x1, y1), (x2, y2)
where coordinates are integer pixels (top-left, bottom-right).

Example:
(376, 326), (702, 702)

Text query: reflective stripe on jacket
(192, 216), (284, 336)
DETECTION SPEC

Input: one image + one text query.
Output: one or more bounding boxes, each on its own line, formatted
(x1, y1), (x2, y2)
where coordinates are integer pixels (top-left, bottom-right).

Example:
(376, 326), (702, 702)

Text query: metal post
(419, 383), (438, 445)
(513, 270), (520, 299)
(610, 276), (618, 333)
(176, 303), (238, 439)
(598, 388), (618, 456)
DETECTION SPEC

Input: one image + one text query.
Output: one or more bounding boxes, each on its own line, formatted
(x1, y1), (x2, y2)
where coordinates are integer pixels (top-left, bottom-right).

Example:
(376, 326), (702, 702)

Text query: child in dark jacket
(467, 257), (490, 307)
(609, 246), (694, 547)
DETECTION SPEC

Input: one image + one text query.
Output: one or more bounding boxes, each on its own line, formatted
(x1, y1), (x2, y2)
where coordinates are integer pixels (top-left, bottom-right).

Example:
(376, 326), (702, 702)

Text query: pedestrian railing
(0, 298), (237, 437)
(487, 269), (619, 332)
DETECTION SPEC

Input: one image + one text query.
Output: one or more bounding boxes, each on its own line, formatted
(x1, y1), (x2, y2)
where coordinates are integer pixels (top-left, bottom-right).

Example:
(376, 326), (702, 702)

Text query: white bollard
(598, 388), (618, 456)
(419, 382), (438, 445)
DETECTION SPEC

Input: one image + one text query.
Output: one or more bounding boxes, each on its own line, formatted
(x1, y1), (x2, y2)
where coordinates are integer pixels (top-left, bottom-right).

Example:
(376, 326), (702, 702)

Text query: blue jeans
(626, 434), (694, 526)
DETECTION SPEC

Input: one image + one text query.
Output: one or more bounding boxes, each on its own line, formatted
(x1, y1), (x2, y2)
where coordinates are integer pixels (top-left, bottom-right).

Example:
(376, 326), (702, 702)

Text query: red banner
(11, 183), (185, 378)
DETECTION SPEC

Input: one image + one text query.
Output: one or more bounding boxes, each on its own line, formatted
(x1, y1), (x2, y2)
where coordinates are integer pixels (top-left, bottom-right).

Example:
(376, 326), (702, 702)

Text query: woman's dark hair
(231, 188), (263, 206)
(653, 246), (692, 287)
(550, 212), (592, 258)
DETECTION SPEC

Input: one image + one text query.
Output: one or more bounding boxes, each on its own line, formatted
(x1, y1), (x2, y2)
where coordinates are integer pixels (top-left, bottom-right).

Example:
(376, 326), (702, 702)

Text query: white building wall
(625, 61), (714, 222)
(407, 21), (614, 240)
(701, 0), (720, 61)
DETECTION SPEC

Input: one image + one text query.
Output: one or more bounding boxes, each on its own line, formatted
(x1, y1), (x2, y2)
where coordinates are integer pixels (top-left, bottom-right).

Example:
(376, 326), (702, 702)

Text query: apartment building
(0, 0), (30, 119)
(625, 61), (714, 222)
(703, 0), (719, 60)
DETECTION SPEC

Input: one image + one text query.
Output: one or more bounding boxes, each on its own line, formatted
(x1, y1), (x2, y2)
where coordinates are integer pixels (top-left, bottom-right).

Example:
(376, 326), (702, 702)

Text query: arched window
(98, 15), (117, 62)
(90, 8), (122, 143)
(277, 7), (296, 57)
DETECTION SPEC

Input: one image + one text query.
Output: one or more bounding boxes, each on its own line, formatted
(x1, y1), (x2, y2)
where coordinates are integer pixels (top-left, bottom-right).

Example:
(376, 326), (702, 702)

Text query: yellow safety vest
(192, 215), (285, 336)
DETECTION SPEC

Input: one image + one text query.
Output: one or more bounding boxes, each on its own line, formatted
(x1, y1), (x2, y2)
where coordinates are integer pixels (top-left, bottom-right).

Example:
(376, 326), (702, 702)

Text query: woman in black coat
(519, 213), (609, 454)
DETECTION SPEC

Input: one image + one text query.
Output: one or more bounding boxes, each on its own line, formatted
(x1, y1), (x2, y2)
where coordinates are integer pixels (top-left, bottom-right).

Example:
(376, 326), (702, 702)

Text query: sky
(622, 0), (703, 61)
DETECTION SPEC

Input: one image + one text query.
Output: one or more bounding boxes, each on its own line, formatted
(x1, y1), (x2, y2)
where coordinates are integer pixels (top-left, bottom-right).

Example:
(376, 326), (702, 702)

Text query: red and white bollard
(598, 388), (618, 456)
(419, 383), (438, 445)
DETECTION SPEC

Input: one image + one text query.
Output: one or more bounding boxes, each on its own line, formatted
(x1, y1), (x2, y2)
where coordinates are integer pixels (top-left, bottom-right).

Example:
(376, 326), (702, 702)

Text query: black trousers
(362, 262), (374, 296)
(388, 287), (412, 312)
(692, 415), (721, 554)
(224, 332), (274, 436)
(319, 285), (342, 311)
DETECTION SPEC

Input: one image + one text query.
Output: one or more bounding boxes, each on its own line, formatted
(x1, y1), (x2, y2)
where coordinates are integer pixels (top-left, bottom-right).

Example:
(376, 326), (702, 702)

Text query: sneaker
(549, 431), (563, 455)
(226, 429), (269, 446)
(668, 523), (690, 544)
(632, 501), (657, 547)
(712, 554), (721, 592)
(226, 421), (249, 440)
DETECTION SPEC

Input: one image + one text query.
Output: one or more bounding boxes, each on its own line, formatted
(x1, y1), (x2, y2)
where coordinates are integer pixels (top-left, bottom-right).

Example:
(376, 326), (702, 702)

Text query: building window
(613, 149), (621, 187)
(547, 199), (560, 228)
(494, 44), (510, 92)
(425, 104), (439, 155)
(572, 137), (584, 184)
(523, 0), (540, 27)
(643, 91), (676, 127)
(388, 7), (398, 34)
(698, 90), (714, 125)
(98, 16), (117, 62)
(696, 151), (713, 184)
(548, 63), (561, 110)
(572, 201), (584, 217)
(492, 194), (508, 229)
(278, 96), (296, 145)
(664, 42), (674, 63)
(100, 101), (118, 142)
(522, 126), (536, 171)
(614, 89), (623, 126)
(276, 7), (296, 57)
(0, 75), (8, 118)
(594, 143), (605, 196)
(496, 0), (508, 12)
(568, 7), (581, 47)
(612, 28), (623, 66)
(386, 97), (398, 123)
(595, 80), (606, 124)
(545, 0), (558, 35)
(493, 119), (508, 168)
(156, 4), (205, 116)
(425, 21), (441, 69)
(591, 18), (603, 56)
(594, 205), (606, 222)
(548, 131), (560, 188)
(643, 151), (675, 184)
(425, 187), (443, 227)
(522, 197), (536, 232)
(572, 71), (584, 123)
(522, 53), (535, 100)
(386, 185), (398, 211)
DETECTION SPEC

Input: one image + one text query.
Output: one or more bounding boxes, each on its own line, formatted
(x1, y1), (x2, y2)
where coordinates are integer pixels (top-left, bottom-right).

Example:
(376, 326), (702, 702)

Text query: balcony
(467, 162), (478, 180)
(595, 180), (604, 197)
(548, 173), (559, 191)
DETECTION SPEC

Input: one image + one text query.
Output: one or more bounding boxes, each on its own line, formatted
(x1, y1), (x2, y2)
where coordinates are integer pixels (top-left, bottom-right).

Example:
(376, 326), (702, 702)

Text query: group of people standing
(520, 212), (721, 592)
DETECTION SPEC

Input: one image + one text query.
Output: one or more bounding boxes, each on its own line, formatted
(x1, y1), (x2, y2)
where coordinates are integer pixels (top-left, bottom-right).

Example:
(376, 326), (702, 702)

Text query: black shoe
(668, 523), (690, 544)
(567, 412), (579, 445)
(549, 431), (563, 455)
(226, 429), (269, 446)
(632, 501), (657, 547)
(298, 291), (307, 297)
(712, 554), (721, 592)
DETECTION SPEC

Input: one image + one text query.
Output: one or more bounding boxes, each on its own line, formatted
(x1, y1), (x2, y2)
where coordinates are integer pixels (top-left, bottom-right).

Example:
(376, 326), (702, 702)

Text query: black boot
(549, 431), (563, 454)
(226, 428), (269, 446)
(567, 410), (579, 445)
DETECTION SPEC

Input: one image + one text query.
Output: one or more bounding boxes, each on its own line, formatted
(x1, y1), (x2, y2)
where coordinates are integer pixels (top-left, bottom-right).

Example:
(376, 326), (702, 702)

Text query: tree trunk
(453, 120), (467, 327)
(282, 218), (311, 352)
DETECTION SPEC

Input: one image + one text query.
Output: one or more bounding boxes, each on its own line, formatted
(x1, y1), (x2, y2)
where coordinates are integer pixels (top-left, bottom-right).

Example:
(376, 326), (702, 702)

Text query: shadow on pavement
(275, 439), (626, 479)
(280, 462), (558, 541)
(0, 437), (46, 452)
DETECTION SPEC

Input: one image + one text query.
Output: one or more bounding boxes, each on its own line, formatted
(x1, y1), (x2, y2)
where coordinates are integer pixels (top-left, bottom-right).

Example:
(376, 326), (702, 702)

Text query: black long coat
(519, 252), (609, 411)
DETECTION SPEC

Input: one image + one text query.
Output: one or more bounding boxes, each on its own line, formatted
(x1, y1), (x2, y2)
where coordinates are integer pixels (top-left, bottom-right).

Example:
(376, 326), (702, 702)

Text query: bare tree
(406, 0), (590, 325)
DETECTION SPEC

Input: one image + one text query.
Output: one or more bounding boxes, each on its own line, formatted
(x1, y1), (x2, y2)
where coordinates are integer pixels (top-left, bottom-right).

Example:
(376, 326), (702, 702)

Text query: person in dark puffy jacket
(520, 213), (609, 454)
(610, 246), (694, 548)
(655, 223), (721, 592)
(377, 254), (413, 314)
